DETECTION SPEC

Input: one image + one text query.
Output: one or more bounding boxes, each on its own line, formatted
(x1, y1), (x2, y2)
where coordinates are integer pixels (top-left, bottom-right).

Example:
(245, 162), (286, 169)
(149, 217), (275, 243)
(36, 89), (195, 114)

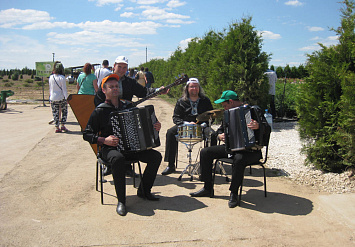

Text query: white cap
(114, 56), (128, 64)
(186, 77), (199, 85)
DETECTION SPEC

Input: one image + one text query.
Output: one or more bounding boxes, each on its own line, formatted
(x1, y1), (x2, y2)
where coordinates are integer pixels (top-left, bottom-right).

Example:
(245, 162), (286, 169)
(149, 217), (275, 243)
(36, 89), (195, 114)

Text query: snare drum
(177, 123), (202, 142)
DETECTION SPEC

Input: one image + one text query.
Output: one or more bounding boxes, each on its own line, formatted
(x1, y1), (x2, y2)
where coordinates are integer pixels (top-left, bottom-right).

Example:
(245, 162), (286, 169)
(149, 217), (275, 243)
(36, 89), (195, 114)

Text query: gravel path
(268, 121), (355, 193)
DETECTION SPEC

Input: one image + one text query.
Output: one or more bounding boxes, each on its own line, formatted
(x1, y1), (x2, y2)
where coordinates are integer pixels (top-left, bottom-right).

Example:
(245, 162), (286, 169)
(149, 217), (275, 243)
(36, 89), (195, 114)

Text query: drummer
(161, 78), (217, 175)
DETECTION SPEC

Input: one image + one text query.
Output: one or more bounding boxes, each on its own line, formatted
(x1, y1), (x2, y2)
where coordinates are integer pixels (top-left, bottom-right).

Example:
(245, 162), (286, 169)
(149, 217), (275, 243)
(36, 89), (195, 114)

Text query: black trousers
(102, 148), (161, 204)
(164, 125), (217, 166)
(200, 145), (262, 192)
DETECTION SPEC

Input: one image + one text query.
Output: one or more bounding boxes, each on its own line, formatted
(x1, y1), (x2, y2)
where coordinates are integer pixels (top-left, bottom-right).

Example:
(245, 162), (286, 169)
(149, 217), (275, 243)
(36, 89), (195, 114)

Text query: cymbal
(197, 109), (224, 121)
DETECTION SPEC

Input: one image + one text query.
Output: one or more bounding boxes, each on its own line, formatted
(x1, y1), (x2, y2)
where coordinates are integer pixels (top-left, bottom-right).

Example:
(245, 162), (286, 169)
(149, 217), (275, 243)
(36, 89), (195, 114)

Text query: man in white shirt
(95, 60), (112, 88)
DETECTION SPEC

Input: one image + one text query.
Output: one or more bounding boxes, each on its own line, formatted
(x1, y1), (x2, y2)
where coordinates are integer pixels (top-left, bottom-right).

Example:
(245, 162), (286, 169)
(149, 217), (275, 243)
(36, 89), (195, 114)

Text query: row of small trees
(141, 1), (354, 173)
(142, 16), (270, 110)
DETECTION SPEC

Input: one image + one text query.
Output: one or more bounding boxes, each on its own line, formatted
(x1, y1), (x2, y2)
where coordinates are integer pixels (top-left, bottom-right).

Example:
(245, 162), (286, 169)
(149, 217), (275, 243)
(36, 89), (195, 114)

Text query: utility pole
(52, 53), (55, 62)
(146, 47), (147, 63)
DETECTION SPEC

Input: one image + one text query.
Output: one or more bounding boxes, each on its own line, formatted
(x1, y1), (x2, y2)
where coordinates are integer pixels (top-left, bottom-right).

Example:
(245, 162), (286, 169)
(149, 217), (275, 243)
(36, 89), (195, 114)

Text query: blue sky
(0, 0), (343, 70)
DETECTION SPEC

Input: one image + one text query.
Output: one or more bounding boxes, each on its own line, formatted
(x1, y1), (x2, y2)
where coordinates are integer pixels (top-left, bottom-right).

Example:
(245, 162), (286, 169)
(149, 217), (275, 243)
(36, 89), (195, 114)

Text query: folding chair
(211, 144), (269, 206)
(95, 151), (144, 205)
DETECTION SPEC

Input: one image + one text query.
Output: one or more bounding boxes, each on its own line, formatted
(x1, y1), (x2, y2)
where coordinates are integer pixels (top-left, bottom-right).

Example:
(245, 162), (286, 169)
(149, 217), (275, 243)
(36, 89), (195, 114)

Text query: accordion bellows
(110, 105), (160, 152)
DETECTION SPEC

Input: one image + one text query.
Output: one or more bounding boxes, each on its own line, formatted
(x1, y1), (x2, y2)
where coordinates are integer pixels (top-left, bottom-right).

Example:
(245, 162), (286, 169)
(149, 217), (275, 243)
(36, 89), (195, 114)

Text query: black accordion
(110, 105), (160, 153)
(224, 105), (271, 152)
(224, 105), (256, 152)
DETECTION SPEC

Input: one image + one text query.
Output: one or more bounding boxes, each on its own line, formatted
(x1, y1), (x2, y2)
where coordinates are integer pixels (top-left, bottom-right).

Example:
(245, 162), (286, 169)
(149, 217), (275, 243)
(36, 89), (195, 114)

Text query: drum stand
(206, 116), (229, 179)
(177, 138), (201, 181)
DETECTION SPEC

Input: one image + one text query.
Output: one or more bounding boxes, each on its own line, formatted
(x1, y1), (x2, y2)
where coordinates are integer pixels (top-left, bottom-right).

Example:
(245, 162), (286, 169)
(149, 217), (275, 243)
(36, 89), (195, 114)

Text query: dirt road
(0, 98), (354, 246)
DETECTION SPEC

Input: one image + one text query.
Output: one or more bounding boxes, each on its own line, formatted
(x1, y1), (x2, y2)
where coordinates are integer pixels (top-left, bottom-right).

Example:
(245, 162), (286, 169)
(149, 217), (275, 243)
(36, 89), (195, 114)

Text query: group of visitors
(48, 59), (155, 133)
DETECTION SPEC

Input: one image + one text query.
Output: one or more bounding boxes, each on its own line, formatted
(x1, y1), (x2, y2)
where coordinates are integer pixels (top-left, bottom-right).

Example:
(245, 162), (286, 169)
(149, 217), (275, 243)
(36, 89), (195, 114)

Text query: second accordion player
(110, 105), (160, 153)
(224, 104), (271, 152)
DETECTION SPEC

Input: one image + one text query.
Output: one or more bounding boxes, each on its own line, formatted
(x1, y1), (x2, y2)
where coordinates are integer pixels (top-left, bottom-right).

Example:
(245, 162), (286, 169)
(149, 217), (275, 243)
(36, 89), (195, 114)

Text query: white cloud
(89, 0), (124, 6)
(299, 36), (339, 51)
(285, 0), (304, 7)
(47, 31), (146, 48)
(0, 34), (55, 69)
(78, 20), (162, 34)
(167, 0), (186, 8)
(259, 30), (281, 40)
(299, 45), (318, 51)
(307, 26), (324, 32)
(9, 18), (162, 35)
(0, 8), (52, 28)
(166, 18), (194, 24)
(136, 0), (168, 4)
(178, 37), (192, 50)
(120, 12), (136, 18)
(141, 7), (190, 21)
(23, 21), (78, 30)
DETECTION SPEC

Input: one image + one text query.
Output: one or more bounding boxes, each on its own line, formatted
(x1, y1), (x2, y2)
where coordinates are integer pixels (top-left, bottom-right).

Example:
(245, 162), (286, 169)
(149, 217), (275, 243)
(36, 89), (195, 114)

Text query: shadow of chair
(95, 151), (144, 205)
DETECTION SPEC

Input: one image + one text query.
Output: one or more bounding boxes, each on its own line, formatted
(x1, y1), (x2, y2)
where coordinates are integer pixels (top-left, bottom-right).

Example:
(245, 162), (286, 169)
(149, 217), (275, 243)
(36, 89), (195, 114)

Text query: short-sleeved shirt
(77, 73), (97, 95)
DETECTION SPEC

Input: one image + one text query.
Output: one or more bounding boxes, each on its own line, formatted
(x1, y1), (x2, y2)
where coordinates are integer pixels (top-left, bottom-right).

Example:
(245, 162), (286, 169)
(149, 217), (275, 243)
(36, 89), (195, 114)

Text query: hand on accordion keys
(247, 119), (259, 130)
(154, 121), (161, 132)
(104, 135), (120, 147)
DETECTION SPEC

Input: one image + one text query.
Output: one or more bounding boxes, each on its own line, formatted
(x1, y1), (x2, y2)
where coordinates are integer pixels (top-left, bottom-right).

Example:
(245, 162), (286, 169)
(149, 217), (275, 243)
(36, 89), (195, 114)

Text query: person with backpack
(189, 90), (271, 208)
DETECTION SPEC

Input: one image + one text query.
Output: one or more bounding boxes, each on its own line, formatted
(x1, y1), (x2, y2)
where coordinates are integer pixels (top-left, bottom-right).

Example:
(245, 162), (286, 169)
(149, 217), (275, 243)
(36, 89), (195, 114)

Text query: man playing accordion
(190, 90), (269, 208)
(83, 74), (162, 216)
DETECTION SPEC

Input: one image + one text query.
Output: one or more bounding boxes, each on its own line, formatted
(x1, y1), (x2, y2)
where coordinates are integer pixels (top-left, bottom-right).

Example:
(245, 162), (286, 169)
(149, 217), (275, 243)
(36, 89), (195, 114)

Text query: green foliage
(11, 73), (19, 81)
(4, 82), (13, 87)
(275, 79), (301, 118)
(36, 81), (44, 87)
(141, 17), (270, 109)
(25, 79), (33, 83)
(296, 0), (355, 172)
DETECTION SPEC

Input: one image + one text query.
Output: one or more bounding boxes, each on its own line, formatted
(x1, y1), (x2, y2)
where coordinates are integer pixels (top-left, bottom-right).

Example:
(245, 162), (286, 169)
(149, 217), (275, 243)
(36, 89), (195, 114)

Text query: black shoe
(190, 187), (214, 197)
(126, 169), (138, 178)
(228, 192), (238, 208)
(161, 166), (175, 175)
(116, 202), (127, 216)
(137, 190), (160, 201)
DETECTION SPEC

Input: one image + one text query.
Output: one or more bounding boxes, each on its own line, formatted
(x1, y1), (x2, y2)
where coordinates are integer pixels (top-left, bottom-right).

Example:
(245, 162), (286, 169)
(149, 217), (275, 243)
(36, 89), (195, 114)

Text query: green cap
(214, 90), (239, 104)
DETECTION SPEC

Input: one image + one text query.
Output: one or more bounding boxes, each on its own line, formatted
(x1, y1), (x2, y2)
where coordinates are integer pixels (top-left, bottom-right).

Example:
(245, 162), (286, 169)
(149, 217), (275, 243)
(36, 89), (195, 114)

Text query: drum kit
(177, 109), (223, 181)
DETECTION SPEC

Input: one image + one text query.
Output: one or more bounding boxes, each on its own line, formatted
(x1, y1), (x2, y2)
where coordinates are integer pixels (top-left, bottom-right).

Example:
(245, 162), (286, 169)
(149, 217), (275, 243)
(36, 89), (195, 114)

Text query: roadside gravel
(268, 121), (355, 194)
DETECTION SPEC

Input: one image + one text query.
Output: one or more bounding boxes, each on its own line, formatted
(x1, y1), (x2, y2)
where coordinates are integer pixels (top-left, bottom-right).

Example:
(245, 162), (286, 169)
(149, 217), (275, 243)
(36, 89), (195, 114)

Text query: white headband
(186, 78), (199, 85)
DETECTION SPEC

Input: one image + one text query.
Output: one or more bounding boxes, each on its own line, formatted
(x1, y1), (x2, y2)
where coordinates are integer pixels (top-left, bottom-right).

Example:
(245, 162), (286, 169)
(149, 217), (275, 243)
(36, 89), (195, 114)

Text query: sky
(0, 0), (344, 70)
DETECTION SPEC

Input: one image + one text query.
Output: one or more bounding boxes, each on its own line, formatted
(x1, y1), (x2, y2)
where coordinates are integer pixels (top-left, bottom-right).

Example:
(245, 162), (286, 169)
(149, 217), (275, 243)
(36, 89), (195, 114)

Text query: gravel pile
(268, 121), (355, 194)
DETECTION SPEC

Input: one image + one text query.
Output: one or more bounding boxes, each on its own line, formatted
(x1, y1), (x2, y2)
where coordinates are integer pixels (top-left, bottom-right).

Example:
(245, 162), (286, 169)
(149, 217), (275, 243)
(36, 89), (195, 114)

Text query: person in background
(128, 68), (136, 79)
(77, 63), (98, 95)
(83, 74), (162, 216)
(95, 60), (112, 88)
(49, 61), (69, 133)
(135, 66), (146, 87)
(264, 69), (277, 118)
(144, 67), (155, 88)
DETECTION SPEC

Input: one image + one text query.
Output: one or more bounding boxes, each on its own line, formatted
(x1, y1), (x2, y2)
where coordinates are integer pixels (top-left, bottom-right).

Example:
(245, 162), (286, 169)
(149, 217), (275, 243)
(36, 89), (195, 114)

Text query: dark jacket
(173, 96), (213, 126)
(83, 101), (129, 147)
(94, 75), (156, 107)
